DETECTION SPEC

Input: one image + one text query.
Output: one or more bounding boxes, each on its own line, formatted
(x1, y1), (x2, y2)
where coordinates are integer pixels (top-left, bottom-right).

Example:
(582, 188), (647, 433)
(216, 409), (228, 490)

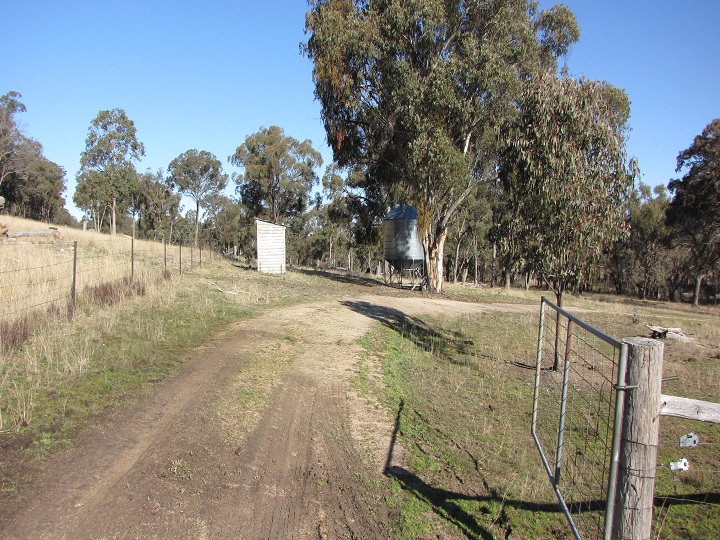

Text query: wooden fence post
(70, 240), (78, 315)
(612, 337), (664, 540)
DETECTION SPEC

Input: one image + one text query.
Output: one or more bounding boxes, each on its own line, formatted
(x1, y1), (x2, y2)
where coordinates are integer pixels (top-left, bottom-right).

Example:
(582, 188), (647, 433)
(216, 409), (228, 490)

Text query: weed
(0, 315), (34, 353)
(168, 458), (191, 480)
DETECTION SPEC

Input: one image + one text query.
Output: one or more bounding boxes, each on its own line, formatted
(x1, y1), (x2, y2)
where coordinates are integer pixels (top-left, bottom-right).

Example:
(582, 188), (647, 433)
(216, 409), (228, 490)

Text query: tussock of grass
(83, 277), (146, 307)
(0, 315), (34, 352)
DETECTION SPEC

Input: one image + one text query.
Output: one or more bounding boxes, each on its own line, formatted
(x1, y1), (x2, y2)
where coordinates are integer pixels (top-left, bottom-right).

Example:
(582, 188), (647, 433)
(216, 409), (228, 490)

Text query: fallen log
(646, 325), (694, 343)
(6, 229), (61, 238)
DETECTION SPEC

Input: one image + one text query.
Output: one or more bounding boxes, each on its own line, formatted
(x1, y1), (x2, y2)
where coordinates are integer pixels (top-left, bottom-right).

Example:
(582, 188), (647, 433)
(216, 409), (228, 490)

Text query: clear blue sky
(4, 1), (719, 219)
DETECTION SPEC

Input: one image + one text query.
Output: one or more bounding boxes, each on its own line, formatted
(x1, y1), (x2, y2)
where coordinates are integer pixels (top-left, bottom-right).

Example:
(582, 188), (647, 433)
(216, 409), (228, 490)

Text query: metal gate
(531, 297), (630, 540)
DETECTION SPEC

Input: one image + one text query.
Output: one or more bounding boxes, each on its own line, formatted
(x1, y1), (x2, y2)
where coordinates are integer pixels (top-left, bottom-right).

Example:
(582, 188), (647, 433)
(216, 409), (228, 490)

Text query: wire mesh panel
(532, 297), (628, 540)
(0, 241), (77, 320)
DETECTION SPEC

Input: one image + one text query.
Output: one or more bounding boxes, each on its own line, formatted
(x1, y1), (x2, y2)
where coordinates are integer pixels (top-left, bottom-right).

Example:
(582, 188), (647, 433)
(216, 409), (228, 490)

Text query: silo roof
(385, 205), (418, 220)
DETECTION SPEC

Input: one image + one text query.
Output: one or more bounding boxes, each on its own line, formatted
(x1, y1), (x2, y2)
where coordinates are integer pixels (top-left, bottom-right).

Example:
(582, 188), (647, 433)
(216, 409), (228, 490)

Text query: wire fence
(532, 297), (627, 540)
(652, 410), (720, 537)
(532, 297), (720, 539)
(0, 235), (209, 324)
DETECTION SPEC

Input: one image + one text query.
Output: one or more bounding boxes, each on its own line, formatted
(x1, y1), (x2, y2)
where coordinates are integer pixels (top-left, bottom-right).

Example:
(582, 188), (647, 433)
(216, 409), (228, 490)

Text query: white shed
(255, 219), (286, 274)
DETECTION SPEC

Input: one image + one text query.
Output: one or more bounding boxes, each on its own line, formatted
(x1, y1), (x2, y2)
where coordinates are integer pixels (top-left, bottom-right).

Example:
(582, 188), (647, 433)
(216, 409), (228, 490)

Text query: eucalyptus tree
(0, 91), (27, 190)
(167, 149), (228, 247)
(631, 184), (670, 299)
(666, 118), (720, 306)
(135, 169), (181, 241)
(74, 170), (108, 232)
(498, 72), (635, 307)
(0, 92), (67, 221)
(229, 125), (323, 224)
(77, 108), (145, 235)
(321, 164), (385, 270)
(304, 0), (579, 292)
(15, 155), (66, 222)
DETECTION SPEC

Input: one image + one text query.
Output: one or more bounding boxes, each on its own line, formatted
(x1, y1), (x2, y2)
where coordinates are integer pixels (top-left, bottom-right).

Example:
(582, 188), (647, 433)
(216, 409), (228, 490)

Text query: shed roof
(255, 218), (286, 228)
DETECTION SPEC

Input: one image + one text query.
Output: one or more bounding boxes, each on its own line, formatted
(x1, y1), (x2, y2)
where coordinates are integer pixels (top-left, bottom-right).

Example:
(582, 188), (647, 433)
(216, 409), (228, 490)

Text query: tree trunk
(194, 200), (200, 248)
(110, 197), (117, 236)
(504, 268), (511, 288)
(423, 229), (448, 293)
(693, 273), (704, 307)
(453, 240), (462, 284)
(473, 235), (479, 285)
(491, 243), (497, 286)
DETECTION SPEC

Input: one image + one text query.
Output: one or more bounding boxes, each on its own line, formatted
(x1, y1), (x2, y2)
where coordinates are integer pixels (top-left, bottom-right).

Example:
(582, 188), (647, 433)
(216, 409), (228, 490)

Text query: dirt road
(0, 291), (531, 539)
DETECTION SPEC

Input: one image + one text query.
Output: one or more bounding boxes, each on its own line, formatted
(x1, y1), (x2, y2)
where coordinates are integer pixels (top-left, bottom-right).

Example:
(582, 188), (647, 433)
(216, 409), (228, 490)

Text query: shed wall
(256, 219), (286, 274)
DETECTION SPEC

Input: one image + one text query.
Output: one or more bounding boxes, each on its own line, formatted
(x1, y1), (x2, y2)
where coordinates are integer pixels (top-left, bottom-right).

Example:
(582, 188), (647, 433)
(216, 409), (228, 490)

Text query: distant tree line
(2, 2), (717, 307)
(0, 92), (75, 225)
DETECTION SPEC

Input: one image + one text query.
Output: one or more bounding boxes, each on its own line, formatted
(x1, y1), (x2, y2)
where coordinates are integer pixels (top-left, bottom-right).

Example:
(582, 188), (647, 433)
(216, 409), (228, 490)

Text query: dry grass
(0, 216), (229, 433)
(0, 216), (203, 349)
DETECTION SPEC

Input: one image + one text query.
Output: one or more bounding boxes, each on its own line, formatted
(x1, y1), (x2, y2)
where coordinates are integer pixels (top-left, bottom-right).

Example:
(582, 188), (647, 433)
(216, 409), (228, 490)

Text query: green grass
(359, 311), (565, 539)
(358, 291), (720, 539)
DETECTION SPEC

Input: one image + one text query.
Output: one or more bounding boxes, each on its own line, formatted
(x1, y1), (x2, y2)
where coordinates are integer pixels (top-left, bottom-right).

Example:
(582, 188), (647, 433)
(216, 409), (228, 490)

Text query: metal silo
(383, 205), (425, 288)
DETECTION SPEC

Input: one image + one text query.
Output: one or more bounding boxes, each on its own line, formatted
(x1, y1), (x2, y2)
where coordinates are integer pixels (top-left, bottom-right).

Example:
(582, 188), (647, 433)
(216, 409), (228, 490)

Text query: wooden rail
(660, 394), (720, 424)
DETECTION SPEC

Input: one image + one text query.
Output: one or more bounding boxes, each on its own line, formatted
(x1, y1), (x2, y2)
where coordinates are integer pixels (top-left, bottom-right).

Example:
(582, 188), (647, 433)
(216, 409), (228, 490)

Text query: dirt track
(0, 291), (533, 539)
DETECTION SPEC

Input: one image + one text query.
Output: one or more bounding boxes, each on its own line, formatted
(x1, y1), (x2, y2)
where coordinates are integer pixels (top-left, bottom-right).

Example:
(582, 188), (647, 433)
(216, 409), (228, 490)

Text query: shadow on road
(339, 300), (464, 358)
(292, 266), (382, 288)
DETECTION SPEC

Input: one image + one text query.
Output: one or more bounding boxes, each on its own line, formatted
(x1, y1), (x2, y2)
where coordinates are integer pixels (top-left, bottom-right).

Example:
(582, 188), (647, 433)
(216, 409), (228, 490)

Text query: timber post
(70, 241), (78, 316)
(612, 337), (664, 540)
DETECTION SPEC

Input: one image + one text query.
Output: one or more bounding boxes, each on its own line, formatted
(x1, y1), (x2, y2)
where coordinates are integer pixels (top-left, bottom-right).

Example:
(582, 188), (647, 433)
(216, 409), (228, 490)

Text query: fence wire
(0, 238), (190, 323)
(532, 297), (627, 540)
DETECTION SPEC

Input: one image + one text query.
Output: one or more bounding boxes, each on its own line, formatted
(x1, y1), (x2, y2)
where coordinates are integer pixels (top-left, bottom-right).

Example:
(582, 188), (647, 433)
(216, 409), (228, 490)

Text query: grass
(358, 310), (559, 539)
(1, 233), (718, 537)
(0, 215), (212, 337)
(357, 286), (720, 539)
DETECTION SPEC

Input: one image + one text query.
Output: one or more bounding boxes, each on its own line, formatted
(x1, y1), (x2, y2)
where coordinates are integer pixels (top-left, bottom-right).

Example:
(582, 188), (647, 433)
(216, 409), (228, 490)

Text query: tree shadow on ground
(384, 399), (592, 539)
(339, 300), (470, 358)
(293, 266), (382, 288)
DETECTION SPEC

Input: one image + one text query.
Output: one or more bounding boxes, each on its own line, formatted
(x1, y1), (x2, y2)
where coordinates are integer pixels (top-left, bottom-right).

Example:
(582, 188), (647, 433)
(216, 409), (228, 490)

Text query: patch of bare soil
(0, 290), (535, 539)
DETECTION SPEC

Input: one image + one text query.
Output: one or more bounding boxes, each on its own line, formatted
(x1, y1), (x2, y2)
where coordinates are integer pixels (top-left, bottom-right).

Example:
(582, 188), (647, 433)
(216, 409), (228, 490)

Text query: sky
(4, 0), (719, 220)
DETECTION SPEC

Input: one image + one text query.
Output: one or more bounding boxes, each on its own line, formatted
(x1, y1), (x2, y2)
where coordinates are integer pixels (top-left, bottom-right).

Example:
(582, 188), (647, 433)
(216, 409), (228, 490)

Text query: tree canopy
(229, 125), (323, 224)
(304, 0), (580, 292)
(498, 72), (635, 305)
(0, 91), (67, 222)
(167, 149), (228, 247)
(76, 108), (145, 235)
(666, 118), (720, 306)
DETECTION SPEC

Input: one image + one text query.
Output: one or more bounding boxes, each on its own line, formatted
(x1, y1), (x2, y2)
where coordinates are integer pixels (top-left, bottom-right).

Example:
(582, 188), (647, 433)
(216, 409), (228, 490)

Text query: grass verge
(358, 292), (720, 539)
